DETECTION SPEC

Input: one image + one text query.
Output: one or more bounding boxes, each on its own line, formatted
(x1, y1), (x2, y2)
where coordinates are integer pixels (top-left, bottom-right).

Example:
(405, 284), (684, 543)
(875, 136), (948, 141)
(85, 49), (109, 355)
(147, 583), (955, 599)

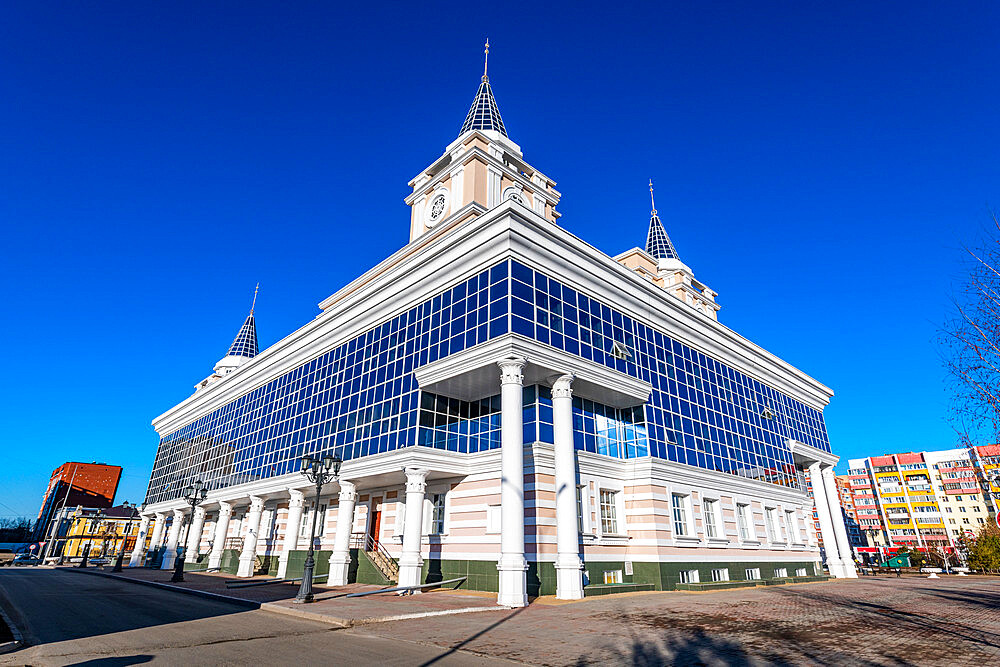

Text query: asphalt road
(0, 568), (516, 666)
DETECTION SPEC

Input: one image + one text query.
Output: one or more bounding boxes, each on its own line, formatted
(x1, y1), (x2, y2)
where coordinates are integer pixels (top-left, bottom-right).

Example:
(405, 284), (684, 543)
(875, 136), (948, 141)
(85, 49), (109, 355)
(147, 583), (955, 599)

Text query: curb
(64, 567), (262, 610)
(0, 583), (26, 655)
(62, 568), (506, 628)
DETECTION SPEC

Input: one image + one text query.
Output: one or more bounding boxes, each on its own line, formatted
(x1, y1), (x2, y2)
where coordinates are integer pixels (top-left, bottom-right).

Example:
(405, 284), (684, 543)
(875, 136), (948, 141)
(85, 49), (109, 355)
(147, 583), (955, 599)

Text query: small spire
(645, 180), (680, 262)
(483, 38), (490, 82)
(250, 282), (259, 315)
(459, 41), (508, 138)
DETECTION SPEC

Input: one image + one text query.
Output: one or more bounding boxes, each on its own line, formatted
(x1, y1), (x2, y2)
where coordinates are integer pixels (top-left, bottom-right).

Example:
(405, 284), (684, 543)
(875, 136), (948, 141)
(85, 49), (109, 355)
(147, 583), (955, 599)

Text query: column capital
(550, 373), (575, 399)
(338, 480), (358, 502)
(404, 467), (429, 493)
(193, 506), (207, 519)
(172, 508), (186, 520)
(154, 511), (167, 521)
(217, 501), (234, 516)
(248, 495), (265, 512)
(498, 357), (527, 385)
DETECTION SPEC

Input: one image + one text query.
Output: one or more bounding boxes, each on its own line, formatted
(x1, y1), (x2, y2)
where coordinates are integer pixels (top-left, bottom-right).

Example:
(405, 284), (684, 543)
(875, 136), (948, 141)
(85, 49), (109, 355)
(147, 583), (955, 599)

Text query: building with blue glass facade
(134, 51), (857, 604)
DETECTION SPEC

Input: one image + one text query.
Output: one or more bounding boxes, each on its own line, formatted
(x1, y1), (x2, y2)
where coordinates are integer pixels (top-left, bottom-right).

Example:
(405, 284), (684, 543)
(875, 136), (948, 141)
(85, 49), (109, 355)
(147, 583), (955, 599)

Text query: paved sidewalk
(66, 565), (505, 627)
(353, 575), (1000, 666)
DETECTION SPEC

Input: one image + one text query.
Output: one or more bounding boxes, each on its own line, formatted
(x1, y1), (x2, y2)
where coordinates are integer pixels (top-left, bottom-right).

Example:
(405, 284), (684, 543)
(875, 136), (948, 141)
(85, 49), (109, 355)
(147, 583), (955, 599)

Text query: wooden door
(368, 500), (382, 547)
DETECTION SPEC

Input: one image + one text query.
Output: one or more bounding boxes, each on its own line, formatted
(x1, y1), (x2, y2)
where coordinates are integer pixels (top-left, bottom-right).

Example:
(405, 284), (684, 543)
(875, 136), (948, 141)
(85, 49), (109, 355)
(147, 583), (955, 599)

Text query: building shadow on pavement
(417, 606), (527, 667)
(64, 656), (153, 666)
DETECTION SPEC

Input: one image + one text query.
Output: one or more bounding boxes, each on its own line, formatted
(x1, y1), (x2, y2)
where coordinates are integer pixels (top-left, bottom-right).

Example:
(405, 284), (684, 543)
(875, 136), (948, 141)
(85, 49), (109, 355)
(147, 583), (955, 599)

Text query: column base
(160, 551), (177, 570)
(826, 558), (849, 578)
(555, 554), (585, 600)
(398, 554), (423, 589)
(841, 559), (858, 578)
(184, 551), (199, 564)
(497, 555), (528, 608)
(236, 555), (256, 577)
(327, 552), (351, 586)
(127, 552), (143, 568)
(276, 554), (290, 579)
(207, 552), (223, 570)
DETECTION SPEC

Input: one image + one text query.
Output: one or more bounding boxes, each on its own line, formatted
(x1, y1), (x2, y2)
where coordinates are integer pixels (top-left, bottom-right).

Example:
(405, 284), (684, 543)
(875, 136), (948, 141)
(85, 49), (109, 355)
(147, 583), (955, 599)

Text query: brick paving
(351, 576), (1000, 666)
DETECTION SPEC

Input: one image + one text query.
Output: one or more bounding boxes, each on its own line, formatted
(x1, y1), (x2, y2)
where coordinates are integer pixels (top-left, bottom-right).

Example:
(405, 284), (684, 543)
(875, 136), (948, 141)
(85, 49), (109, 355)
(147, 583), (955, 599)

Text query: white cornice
(787, 439), (839, 467)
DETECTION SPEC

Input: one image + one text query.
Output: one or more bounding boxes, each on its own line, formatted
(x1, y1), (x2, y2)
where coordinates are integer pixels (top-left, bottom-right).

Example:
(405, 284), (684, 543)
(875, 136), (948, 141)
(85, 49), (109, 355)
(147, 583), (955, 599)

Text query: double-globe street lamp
(172, 481), (207, 583)
(294, 453), (342, 604)
(112, 501), (145, 572)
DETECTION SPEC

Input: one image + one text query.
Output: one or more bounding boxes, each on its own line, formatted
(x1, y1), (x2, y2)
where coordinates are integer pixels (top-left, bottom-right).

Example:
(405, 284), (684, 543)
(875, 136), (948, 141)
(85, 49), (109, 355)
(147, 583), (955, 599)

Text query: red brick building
(34, 462), (122, 541)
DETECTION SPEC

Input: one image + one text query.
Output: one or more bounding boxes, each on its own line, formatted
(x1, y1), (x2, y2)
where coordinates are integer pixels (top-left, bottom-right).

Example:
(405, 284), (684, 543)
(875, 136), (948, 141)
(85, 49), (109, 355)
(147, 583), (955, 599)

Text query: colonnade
(133, 356), (588, 605)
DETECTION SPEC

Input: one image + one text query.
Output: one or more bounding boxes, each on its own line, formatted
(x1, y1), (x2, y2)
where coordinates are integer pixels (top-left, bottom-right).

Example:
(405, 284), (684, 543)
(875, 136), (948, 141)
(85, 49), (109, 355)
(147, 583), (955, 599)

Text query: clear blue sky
(2, 2), (997, 518)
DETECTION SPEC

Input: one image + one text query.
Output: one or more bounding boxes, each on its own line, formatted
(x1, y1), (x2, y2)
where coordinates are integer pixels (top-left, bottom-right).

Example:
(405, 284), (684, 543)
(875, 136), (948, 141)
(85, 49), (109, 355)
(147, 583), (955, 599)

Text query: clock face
(426, 192), (448, 225)
(502, 186), (524, 205)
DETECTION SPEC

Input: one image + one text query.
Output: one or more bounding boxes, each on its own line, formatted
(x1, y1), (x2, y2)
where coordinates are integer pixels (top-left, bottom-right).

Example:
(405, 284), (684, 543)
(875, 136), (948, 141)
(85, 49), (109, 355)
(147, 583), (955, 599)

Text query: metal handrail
(350, 532), (398, 581)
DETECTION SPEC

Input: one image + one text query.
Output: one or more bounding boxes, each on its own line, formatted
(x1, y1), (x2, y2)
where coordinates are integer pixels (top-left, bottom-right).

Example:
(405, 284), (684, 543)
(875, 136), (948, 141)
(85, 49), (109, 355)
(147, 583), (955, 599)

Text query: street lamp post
(112, 501), (144, 573)
(172, 481), (207, 583)
(294, 453), (342, 604)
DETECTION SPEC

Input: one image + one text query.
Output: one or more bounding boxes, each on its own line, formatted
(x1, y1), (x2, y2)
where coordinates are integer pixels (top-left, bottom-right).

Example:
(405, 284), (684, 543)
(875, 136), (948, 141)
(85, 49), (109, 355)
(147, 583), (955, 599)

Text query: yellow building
(60, 505), (146, 560)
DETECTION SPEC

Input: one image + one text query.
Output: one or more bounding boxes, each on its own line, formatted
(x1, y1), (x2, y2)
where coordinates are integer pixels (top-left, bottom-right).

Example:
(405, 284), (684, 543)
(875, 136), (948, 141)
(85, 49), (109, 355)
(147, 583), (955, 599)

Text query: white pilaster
(128, 515), (151, 567)
(184, 506), (207, 563)
(160, 509), (185, 570)
(552, 373), (584, 600)
(809, 463), (846, 577)
(237, 496), (265, 577)
(277, 490), (305, 579)
(398, 469), (428, 589)
(328, 481), (358, 586)
(822, 466), (858, 578)
(497, 357), (528, 608)
(207, 501), (233, 570)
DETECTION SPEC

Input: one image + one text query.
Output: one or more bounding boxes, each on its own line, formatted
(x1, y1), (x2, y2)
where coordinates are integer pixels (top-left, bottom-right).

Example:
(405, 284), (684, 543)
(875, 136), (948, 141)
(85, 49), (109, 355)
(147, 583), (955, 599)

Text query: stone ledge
(583, 583), (656, 596)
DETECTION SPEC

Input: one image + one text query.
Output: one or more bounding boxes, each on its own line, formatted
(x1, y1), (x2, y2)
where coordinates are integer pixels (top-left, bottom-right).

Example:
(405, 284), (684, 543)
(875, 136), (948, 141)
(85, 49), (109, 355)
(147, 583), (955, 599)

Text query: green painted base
(282, 550), (332, 581)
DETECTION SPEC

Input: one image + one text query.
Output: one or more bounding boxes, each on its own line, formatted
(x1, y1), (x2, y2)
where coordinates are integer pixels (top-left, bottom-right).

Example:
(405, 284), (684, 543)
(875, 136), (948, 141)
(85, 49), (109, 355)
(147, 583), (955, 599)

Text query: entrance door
(368, 499), (382, 548)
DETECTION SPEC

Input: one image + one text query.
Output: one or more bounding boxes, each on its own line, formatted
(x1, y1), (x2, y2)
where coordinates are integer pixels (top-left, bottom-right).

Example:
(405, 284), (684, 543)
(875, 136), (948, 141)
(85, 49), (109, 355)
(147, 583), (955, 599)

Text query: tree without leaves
(941, 211), (1000, 445)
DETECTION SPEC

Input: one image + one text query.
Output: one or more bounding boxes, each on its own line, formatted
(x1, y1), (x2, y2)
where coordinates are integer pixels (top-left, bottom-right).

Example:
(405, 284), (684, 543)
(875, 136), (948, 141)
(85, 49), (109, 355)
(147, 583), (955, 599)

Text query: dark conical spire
(459, 39), (508, 137)
(226, 314), (258, 358)
(645, 180), (680, 261)
(226, 283), (259, 358)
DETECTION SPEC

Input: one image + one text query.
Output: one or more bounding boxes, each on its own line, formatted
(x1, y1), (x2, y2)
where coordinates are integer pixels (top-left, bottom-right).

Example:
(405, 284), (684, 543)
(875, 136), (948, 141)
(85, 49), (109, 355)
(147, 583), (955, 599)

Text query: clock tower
(405, 41), (562, 242)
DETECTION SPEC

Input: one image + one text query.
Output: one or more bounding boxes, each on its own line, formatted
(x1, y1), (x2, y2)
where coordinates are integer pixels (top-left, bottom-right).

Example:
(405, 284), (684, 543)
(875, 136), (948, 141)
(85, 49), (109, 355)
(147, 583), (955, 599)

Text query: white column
(160, 509), (185, 570)
(328, 480), (358, 586)
(237, 496), (265, 577)
(822, 466), (858, 578)
(809, 463), (846, 577)
(277, 490), (305, 579)
(184, 506), (207, 563)
(497, 357), (528, 608)
(148, 512), (166, 553)
(128, 515), (151, 567)
(207, 501), (233, 570)
(552, 373), (584, 600)
(398, 468), (428, 589)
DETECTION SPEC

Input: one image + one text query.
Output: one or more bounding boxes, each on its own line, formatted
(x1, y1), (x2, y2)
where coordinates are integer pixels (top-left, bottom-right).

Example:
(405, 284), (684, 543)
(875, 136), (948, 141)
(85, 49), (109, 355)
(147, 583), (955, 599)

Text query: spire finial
(250, 282), (259, 315)
(482, 38), (490, 82)
(649, 179), (657, 215)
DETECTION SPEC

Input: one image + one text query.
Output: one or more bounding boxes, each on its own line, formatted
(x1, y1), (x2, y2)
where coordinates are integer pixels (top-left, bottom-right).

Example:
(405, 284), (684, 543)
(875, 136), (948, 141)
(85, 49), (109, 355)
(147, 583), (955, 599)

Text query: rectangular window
(603, 569), (623, 584)
(795, 568), (807, 577)
(577, 485), (585, 533)
(679, 569), (700, 584)
(711, 568), (729, 582)
(703, 499), (718, 538)
(785, 510), (798, 542)
(430, 493), (446, 534)
(672, 494), (689, 537)
(737, 503), (751, 541)
(600, 490), (619, 534)
(745, 567), (761, 580)
(300, 503), (327, 542)
(774, 567), (787, 578)
(765, 508), (778, 542)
